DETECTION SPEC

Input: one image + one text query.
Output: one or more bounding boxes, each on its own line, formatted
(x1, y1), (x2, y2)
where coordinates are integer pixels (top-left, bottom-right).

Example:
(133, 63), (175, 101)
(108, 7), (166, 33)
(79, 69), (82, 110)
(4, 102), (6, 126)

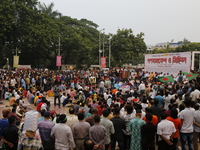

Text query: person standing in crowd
(51, 114), (75, 150)
(2, 116), (19, 150)
(72, 113), (90, 150)
(190, 86), (200, 102)
(111, 108), (126, 150)
(66, 107), (79, 129)
(100, 109), (115, 150)
(99, 80), (105, 95)
(193, 104), (200, 150)
(166, 108), (182, 150)
(128, 110), (146, 150)
(121, 104), (135, 150)
(0, 109), (10, 139)
(150, 98), (162, 122)
(53, 83), (61, 107)
(179, 99), (195, 150)
(86, 107), (98, 126)
(141, 113), (157, 150)
(89, 115), (107, 150)
(143, 107), (158, 125)
(20, 130), (42, 149)
(157, 113), (176, 150)
(38, 111), (54, 150)
(154, 91), (164, 108)
(138, 81), (146, 97)
(84, 139), (94, 150)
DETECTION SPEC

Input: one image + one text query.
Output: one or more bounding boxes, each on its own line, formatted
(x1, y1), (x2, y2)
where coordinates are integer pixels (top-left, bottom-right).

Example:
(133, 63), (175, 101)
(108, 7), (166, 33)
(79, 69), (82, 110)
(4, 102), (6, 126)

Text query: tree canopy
(0, 0), (147, 69)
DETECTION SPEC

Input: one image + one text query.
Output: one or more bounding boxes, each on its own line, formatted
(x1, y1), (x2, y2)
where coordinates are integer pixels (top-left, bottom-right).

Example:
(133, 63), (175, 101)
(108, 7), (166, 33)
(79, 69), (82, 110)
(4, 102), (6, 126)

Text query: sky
(39, 0), (200, 45)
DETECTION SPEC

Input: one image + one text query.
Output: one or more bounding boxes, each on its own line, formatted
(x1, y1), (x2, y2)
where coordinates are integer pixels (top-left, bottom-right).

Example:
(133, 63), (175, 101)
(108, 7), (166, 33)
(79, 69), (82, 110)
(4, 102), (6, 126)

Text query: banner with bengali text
(145, 52), (191, 76)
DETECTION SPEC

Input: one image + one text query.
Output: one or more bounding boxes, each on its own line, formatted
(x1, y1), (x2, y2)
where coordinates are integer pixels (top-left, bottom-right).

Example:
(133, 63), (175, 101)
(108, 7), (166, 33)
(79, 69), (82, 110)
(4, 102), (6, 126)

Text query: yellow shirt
(34, 96), (39, 104)
(93, 94), (97, 100)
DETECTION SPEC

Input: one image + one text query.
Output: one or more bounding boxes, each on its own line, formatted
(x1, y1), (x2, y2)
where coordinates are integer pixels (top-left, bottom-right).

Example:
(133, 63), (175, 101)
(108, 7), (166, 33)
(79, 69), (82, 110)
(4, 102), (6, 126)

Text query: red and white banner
(145, 52), (191, 76)
(100, 57), (106, 68)
(56, 56), (62, 66)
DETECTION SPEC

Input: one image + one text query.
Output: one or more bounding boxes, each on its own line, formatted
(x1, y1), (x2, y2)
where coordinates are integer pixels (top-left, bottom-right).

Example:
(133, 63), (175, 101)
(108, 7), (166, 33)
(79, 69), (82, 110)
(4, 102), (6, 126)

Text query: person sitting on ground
(10, 94), (16, 106)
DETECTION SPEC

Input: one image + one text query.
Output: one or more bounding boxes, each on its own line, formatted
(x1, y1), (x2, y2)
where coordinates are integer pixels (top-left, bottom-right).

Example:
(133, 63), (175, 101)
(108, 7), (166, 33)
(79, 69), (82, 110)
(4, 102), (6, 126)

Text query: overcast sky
(39, 0), (200, 45)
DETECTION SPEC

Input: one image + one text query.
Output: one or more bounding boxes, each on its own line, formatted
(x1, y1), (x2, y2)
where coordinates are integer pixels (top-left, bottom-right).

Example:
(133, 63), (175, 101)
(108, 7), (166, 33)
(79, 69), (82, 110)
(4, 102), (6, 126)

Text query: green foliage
(0, 0), (147, 69)
(111, 29), (146, 66)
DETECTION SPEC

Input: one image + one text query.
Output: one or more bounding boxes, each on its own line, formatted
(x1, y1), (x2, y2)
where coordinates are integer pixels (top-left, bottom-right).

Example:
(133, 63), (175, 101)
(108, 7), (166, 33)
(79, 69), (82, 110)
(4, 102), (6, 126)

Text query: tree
(56, 16), (99, 68)
(111, 29), (146, 66)
(38, 2), (61, 18)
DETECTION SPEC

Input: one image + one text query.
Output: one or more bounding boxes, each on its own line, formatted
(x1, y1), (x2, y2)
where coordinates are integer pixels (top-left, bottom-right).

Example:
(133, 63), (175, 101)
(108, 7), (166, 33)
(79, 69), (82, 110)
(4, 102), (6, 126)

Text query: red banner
(56, 56), (62, 66)
(100, 57), (106, 68)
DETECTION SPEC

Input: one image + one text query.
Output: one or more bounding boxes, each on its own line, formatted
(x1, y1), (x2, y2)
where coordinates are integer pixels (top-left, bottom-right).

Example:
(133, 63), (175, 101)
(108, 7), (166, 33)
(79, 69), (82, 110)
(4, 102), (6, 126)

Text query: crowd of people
(0, 68), (200, 150)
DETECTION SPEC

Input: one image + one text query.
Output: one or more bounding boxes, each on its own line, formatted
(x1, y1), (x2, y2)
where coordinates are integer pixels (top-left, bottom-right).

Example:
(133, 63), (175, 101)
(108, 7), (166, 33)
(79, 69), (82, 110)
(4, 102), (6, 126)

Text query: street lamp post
(56, 34), (62, 70)
(109, 37), (111, 68)
(12, 47), (21, 56)
(99, 28), (105, 67)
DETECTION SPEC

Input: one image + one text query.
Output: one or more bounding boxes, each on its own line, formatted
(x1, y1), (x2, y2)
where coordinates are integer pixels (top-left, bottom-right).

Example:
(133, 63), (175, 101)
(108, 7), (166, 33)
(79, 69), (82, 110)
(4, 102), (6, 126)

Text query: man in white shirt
(139, 81), (145, 96)
(99, 80), (105, 95)
(190, 87), (200, 102)
(60, 93), (67, 104)
(66, 107), (79, 129)
(157, 112), (176, 150)
(193, 104), (200, 150)
(10, 77), (16, 90)
(179, 99), (195, 150)
(51, 114), (75, 150)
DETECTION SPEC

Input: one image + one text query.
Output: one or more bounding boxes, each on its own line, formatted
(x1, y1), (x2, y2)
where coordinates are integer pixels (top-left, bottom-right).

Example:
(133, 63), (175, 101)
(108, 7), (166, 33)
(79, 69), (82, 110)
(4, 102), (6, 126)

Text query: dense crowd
(0, 68), (200, 150)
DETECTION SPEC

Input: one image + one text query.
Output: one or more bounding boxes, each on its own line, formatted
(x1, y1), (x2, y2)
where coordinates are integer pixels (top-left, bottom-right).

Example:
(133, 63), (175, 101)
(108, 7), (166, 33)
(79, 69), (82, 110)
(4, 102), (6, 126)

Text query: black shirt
(111, 116), (126, 140)
(2, 125), (19, 150)
(141, 122), (157, 148)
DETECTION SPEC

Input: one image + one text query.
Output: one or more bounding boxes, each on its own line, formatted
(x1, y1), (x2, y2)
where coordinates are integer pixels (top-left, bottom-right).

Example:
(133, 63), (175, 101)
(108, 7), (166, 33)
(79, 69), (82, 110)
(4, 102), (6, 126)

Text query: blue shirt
(38, 119), (54, 142)
(154, 95), (164, 107)
(0, 119), (9, 137)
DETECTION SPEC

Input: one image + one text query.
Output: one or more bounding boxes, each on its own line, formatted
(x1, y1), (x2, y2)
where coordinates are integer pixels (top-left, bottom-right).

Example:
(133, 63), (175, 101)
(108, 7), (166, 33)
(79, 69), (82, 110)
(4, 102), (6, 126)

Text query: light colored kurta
(51, 123), (75, 150)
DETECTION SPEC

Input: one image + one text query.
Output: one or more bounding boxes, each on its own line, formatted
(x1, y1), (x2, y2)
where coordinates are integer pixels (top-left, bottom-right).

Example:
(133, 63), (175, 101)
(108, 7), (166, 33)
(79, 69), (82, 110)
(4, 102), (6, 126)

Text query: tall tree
(111, 29), (146, 66)
(38, 2), (61, 18)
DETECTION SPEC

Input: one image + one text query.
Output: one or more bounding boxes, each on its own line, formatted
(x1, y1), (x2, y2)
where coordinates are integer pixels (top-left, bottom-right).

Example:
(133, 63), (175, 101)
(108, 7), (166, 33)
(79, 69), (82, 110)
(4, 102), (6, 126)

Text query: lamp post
(109, 37), (111, 68)
(13, 47), (21, 56)
(99, 28), (105, 67)
(56, 34), (62, 70)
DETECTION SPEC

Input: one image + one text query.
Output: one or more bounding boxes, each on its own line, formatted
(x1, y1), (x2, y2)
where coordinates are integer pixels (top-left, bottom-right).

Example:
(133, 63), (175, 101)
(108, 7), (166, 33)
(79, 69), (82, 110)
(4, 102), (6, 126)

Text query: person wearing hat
(38, 111), (54, 150)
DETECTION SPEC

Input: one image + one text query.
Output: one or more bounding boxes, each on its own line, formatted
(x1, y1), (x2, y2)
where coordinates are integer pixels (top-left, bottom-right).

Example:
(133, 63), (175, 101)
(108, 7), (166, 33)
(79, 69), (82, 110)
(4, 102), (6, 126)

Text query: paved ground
(0, 97), (198, 150)
(0, 96), (70, 118)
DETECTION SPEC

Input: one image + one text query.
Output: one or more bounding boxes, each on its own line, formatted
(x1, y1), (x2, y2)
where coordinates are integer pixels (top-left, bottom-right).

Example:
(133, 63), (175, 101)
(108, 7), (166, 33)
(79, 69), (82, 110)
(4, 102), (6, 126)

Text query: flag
(182, 72), (199, 80)
(158, 76), (174, 82)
